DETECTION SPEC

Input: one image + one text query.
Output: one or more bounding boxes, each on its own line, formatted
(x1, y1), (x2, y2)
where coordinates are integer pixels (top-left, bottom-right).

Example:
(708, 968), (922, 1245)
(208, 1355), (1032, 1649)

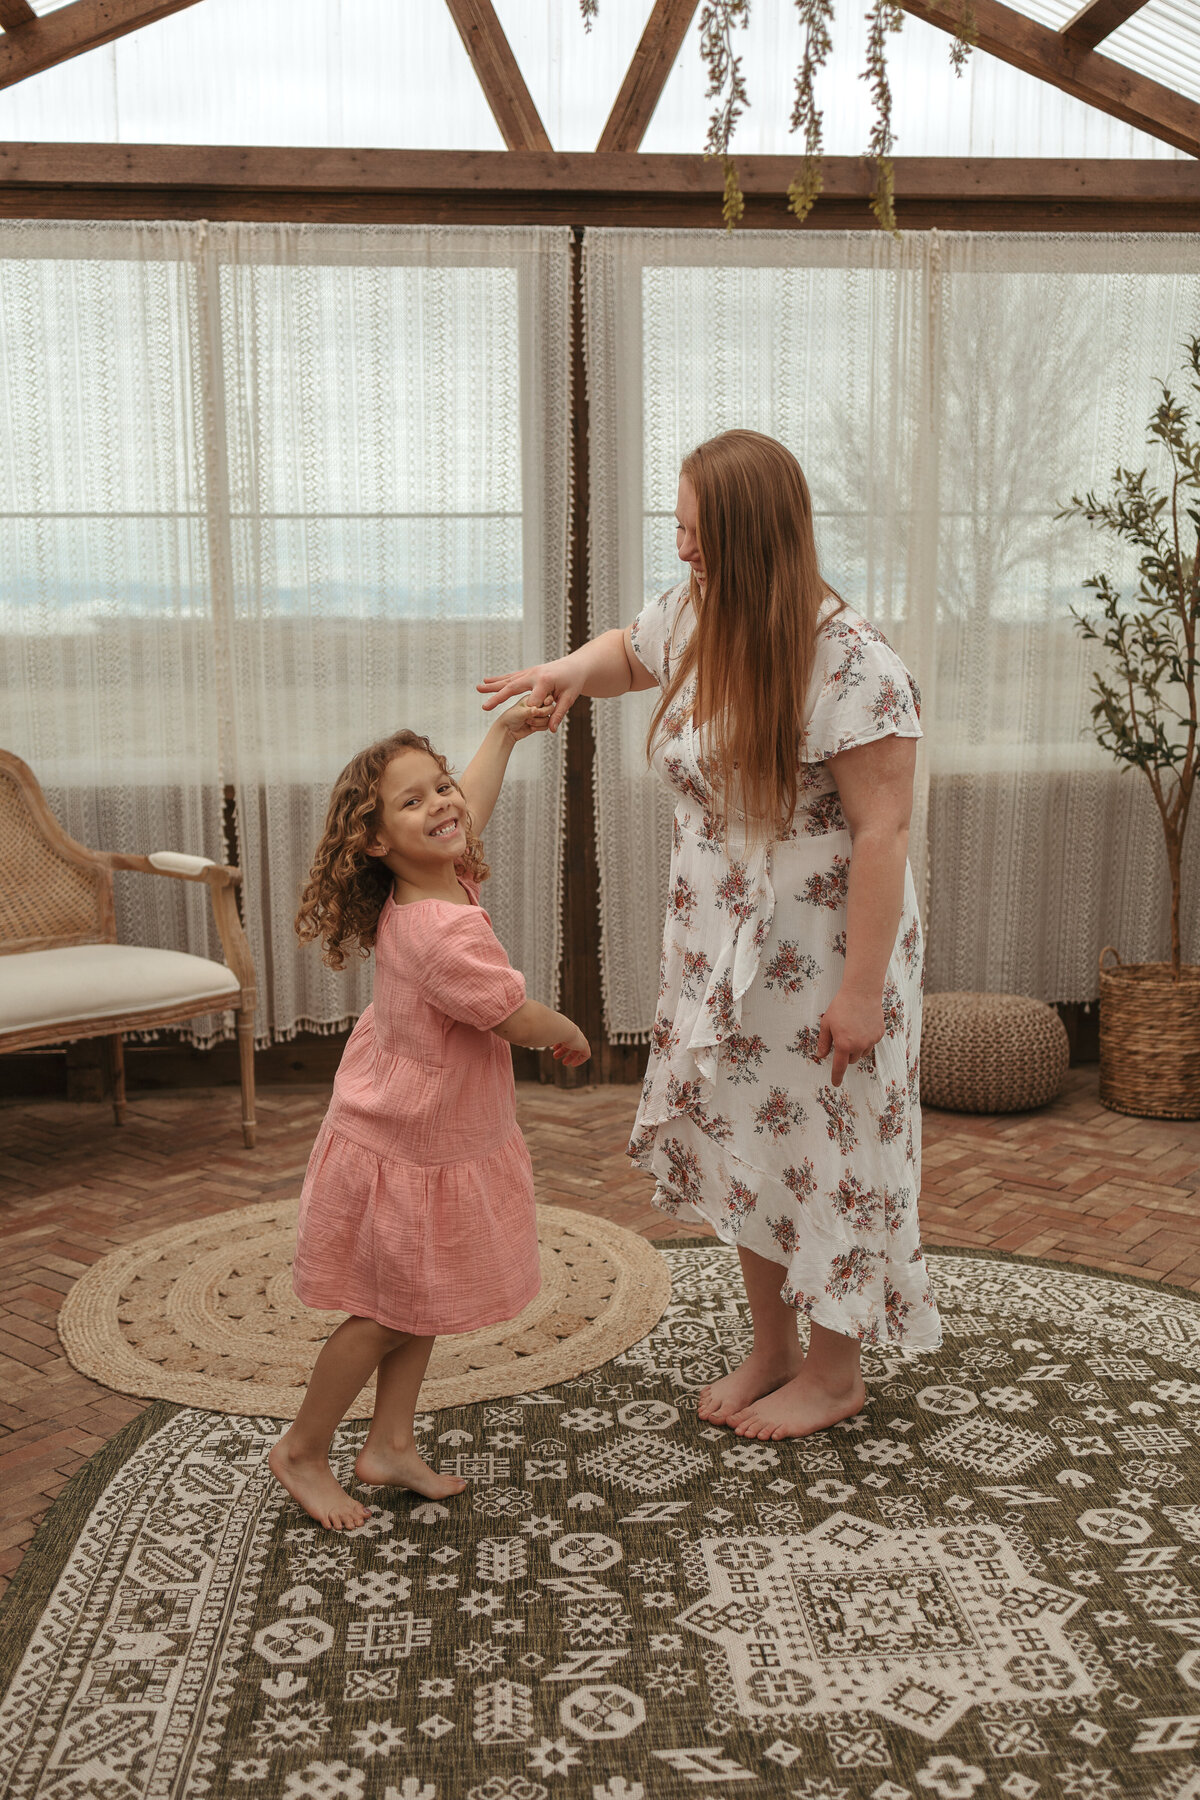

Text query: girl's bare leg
(355, 1336), (468, 1500)
(730, 1319), (865, 1440)
(697, 1246), (805, 1423)
(269, 1316), (406, 1529)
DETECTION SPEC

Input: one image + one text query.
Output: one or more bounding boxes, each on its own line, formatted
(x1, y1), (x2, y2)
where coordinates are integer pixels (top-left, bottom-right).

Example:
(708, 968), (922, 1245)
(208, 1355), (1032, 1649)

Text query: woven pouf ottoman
(921, 991), (1069, 1114)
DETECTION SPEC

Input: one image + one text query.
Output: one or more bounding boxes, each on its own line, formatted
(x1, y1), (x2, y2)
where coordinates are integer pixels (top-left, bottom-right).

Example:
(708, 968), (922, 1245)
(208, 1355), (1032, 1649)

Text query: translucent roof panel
(1014, 0), (1200, 106)
(0, 0), (1191, 157)
(0, 0), (505, 147)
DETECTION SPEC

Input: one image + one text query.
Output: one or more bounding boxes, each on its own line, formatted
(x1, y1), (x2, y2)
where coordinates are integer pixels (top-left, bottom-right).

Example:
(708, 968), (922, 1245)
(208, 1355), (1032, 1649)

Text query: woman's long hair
(649, 428), (839, 839)
(295, 729), (489, 970)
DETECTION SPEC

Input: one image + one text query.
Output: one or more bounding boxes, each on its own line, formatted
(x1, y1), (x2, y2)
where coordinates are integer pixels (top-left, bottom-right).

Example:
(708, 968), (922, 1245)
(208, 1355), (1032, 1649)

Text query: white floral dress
(628, 583), (942, 1351)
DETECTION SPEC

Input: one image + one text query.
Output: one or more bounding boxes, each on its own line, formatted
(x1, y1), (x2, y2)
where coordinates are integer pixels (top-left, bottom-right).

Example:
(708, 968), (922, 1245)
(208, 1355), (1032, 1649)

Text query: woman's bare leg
(730, 1319), (864, 1440)
(355, 1336), (467, 1500)
(269, 1316), (405, 1529)
(696, 1246), (805, 1423)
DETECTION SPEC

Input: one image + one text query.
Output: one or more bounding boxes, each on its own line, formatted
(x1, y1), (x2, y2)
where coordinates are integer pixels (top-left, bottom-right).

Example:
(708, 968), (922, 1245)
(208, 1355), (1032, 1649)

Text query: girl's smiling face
(367, 748), (466, 877)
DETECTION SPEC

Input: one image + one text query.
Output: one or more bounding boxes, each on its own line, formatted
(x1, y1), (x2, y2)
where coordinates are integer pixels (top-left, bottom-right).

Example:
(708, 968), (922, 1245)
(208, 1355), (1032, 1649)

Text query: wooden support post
(894, 0), (1200, 156)
(597, 0), (699, 153)
(1062, 0), (1151, 52)
(0, 0), (206, 89)
(443, 0), (551, 152)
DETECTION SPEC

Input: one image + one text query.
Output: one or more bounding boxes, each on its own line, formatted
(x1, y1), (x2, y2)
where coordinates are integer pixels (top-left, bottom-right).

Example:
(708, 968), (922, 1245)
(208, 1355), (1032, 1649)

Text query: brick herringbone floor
(1, 1067), (1199, 1593)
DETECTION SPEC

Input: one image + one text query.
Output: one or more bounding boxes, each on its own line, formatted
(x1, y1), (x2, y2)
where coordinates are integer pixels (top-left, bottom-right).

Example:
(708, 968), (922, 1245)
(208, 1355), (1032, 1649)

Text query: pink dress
(292, 880), (540, 1336)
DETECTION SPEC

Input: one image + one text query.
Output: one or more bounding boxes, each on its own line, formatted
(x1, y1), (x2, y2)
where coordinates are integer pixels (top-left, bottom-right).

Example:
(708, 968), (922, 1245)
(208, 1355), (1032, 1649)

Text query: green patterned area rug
(2, 1244), (1200, 1800)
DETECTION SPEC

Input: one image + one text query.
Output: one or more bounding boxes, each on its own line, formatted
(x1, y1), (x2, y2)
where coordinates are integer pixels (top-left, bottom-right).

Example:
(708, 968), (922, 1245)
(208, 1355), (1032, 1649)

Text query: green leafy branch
(1058, 337), (1200, 974)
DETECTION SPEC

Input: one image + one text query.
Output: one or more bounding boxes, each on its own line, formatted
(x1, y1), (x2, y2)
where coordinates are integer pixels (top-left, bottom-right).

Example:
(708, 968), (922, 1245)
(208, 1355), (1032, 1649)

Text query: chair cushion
(0, 944), (241, 1035)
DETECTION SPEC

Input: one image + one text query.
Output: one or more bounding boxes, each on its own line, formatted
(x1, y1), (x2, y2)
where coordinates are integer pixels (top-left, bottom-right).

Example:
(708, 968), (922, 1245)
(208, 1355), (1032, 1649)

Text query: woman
(480, 429), (941, 1440)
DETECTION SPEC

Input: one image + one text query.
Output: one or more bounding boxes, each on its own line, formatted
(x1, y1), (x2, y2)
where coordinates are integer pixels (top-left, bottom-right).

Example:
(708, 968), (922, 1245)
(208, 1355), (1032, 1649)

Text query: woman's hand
(478, 658), (582, 733)
(496, 696), (555, 741)
(816, 987), (885, 1087)
(551, 1022), (591, 1068)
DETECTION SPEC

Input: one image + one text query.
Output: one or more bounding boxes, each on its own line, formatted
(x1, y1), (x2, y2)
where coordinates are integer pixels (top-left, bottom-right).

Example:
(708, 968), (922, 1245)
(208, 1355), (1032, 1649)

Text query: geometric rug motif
(55, 1201), (673, 1415)
(2, 1245), (1200, 1800)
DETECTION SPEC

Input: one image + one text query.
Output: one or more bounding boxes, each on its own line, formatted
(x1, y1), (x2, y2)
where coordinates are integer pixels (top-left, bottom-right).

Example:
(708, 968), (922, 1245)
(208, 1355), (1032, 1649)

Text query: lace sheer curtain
(1, 221), (571, 1042)
(0, 221), (229, 1041)
(584, 228), (1200, 1040)
(213, 224), (571, 1040)
(584, 229), (938, 1041)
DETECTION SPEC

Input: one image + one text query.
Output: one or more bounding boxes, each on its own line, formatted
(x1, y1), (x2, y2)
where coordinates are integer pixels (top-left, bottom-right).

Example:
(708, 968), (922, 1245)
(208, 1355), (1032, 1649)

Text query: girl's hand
(816, 987), (885, 1087)
(478, 658), (582, 733)
(551, 1022), (591, 1068)
(497, 696), (555, 741)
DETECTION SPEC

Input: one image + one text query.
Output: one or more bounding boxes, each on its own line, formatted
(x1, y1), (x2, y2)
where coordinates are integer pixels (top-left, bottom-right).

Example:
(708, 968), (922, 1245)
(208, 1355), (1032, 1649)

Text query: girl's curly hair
(295, 729), (489, 970)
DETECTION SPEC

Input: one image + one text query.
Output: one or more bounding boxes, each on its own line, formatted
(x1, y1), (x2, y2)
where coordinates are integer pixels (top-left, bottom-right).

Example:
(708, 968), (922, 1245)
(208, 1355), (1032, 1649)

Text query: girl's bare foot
(696, 1345), (804, 1425)
(355, 1442), (468, 1499)
(730, 1369), (865, 1441)
(269, 1438), (371, 1531)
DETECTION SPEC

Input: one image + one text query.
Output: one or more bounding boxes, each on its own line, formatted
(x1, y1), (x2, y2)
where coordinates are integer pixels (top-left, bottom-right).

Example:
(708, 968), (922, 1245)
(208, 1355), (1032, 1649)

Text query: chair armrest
(95, 850), (257, 997)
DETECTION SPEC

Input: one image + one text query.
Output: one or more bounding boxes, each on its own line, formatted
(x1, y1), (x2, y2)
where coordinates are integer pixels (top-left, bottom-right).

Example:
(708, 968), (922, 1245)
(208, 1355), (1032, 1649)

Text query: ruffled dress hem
(293, 1118), (540, 1337)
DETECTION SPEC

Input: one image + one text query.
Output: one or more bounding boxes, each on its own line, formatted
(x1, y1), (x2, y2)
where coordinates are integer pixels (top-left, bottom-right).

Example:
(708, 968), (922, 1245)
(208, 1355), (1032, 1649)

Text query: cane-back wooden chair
(0, 750), (257, 1147)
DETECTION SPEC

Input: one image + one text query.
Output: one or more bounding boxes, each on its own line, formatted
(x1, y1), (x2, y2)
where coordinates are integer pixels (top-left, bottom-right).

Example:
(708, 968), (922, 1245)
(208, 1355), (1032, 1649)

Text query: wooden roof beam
(894, 0), (1199, 157)
(443, 0), (551, 152)
(597, 0), (698, 153)
(0, 3), (38, 30)
(1062, 0), (1152, 53)
(0, 0), (206, 88)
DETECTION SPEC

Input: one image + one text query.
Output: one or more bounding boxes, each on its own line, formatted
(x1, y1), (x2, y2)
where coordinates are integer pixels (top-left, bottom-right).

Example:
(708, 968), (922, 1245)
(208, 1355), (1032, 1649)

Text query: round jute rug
(56, 1201), (672, 1416)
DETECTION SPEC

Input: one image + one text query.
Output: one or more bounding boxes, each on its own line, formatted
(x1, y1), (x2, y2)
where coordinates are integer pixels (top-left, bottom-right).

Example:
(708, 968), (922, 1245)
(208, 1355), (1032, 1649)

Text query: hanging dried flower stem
(788, 0), (835, 225)
(863, 0), (905, 236)
(579, 0), (977, 231)
(698, 0), (752, 231)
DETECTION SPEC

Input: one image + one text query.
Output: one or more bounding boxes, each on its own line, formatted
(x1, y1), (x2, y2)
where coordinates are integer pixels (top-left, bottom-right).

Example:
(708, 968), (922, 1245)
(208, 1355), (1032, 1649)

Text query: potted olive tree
(1060, 336), (1200, 1119)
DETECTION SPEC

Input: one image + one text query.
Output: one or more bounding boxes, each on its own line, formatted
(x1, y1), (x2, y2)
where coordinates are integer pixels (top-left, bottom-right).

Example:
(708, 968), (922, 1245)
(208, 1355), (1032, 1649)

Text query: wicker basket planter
(1098, 947), (1200, 1120)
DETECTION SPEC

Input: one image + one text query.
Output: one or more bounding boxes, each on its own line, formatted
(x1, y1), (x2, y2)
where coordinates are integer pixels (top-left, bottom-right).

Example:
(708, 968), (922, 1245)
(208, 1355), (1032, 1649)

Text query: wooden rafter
(0, 0), (205, 87)
(1062, 0), (1152, 53)
(0, 2), (37, 30)
(443, 0), (551, 153)
(895, 0), (1199, 157)
(597, 0), (698, 153)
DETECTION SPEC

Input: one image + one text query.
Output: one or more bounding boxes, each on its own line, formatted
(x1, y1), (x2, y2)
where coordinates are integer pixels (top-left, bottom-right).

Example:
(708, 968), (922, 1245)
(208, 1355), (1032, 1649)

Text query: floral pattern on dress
(626, 581), (940, 1351)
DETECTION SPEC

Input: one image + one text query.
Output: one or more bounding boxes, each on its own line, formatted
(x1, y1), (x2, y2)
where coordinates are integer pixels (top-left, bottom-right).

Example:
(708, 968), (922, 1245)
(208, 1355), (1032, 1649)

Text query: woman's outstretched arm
(478, 627), (656, 733)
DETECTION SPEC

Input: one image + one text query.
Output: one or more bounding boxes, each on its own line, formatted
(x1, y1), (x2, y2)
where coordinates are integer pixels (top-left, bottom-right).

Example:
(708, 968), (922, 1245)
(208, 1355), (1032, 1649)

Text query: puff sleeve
(413, 905), (527, 1030)
(629, 581), (689, 686)
(802, 616), (923, 763)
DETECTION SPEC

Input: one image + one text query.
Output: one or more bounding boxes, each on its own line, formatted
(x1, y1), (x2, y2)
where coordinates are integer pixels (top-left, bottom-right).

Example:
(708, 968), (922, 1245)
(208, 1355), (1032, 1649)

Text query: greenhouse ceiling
(0, 0), (1196, 230)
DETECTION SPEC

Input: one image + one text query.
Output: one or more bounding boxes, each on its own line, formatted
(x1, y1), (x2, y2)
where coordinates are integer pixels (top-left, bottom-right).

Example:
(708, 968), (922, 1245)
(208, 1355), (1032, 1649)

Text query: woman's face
(675, 475), (705, 588)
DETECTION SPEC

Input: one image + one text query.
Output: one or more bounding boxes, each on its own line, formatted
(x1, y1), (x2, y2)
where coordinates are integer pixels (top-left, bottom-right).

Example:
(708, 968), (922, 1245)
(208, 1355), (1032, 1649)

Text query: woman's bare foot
(730, 1369), (866, 1441)
(355, 1442), (468, 1499)
(697, 1345), (804, 1425)
(269, 1437), (371, 1531)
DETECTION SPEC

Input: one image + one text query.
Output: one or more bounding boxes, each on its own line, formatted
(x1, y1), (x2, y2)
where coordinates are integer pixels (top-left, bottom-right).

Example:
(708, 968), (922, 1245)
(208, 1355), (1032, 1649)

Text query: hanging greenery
(581, 0), (977, 232)
(698, 1), (752, 229)
(786, 0), (835, 226)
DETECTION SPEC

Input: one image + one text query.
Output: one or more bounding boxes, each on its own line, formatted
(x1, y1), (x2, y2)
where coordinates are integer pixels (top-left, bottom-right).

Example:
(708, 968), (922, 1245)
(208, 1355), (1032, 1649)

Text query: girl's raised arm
(477, 628), (655, 733)
(458, 698), (551, 836)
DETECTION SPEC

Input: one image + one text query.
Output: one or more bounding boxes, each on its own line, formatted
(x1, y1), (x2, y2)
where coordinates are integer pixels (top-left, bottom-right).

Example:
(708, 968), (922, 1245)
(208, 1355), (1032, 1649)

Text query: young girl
(269, 700), (589, 1530)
